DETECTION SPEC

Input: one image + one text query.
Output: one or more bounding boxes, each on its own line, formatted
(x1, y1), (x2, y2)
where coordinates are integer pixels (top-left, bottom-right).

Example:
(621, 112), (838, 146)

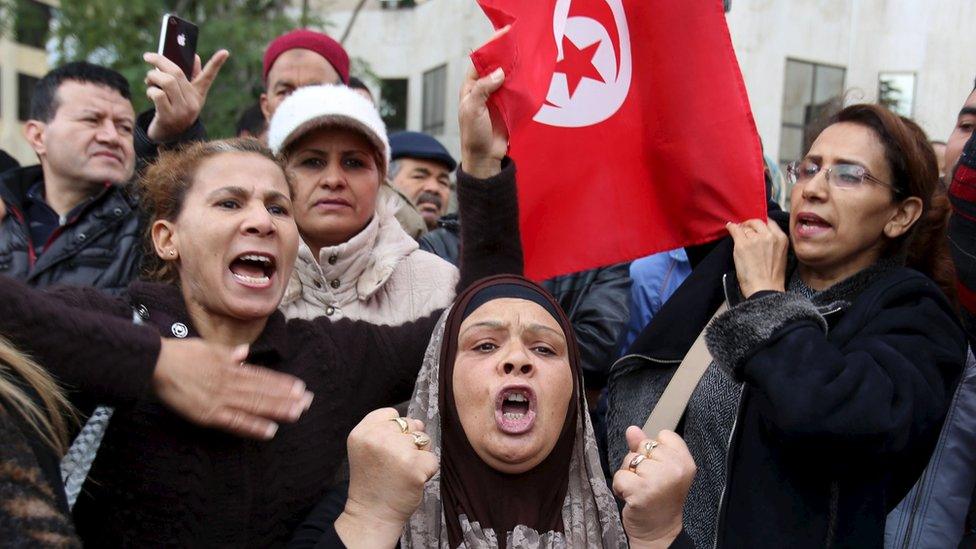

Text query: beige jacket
(280, 193), (458, 325)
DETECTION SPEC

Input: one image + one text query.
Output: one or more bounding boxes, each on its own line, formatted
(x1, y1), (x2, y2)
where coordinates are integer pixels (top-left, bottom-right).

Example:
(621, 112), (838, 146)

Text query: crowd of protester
(0, 21), (974, 549)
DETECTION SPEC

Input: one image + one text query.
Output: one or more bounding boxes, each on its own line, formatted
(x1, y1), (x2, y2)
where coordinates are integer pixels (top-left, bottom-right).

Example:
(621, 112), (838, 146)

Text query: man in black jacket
(0, 55), (224, 294)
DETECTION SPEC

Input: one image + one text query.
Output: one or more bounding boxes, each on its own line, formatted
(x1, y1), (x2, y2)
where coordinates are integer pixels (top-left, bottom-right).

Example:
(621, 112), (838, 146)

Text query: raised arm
(134, 50), (229, 167)
(456, 63), (523, 290)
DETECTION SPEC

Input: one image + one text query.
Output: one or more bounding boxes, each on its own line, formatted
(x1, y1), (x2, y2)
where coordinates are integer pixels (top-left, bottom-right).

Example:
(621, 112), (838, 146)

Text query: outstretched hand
(458, 26), (511, 179)
(144, 49), (230, 142)
(336, 408), (438, 548)
(152, 338), (312, 439)
(613, 426), (696, 549)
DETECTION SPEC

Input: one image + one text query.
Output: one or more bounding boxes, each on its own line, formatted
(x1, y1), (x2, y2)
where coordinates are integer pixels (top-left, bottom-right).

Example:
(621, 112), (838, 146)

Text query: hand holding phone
(142, 16), (229, 142)
(158, 14), (198, 79)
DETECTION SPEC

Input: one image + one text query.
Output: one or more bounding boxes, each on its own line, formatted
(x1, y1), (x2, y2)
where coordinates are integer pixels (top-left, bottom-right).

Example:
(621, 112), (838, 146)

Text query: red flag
(471, 0), (766, 281)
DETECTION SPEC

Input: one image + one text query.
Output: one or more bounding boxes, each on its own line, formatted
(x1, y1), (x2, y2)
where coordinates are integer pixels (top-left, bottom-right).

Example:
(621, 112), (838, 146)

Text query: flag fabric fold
(472, 0), (766, 281)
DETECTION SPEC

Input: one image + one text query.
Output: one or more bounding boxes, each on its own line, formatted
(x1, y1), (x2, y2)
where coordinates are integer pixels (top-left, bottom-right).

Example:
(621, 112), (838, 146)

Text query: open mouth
(494, 386), (537, 435)
(228, 252), (277, 288)
(795, 212), (832, 237)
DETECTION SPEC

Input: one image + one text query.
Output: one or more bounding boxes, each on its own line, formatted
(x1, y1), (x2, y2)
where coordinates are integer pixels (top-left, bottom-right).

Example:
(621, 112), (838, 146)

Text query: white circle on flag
(534, 0), (632, 128)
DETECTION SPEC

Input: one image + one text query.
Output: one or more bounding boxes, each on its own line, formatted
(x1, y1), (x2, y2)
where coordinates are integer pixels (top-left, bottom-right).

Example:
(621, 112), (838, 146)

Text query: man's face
(28, 80), (136, 187)
(391, 157), (452, 228)
(260, 49), (341, 121)
(946, 89), (976, 178)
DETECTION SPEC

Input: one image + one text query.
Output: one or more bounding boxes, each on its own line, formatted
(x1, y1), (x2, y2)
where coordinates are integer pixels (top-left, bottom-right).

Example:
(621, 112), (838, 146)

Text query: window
(878, 72), (916, 117)
(15, 0), (53, 49)
(422, 64), (447, 135)
(779, 59), (846, 166)
(18, 73), (40, 121)
(380, 0), (416, 9)
(379, 78), (408, 132)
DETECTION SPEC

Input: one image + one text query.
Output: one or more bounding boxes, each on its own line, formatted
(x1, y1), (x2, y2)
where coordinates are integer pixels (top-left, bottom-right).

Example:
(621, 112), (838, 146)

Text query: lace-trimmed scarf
(401, 275), (627, 549)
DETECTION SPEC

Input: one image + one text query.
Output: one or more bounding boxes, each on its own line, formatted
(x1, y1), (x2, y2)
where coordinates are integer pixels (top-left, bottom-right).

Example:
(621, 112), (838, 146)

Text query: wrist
(461, 154), (502, 179)
(335, 497), (407, 548)
(628, 521), (683, 549)
(151, 339), (174, 394)
(741, 282), (785, 299)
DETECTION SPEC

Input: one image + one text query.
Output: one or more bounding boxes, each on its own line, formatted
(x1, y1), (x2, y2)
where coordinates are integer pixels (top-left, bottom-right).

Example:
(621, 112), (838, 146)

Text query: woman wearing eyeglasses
(607, 103), (966, 548)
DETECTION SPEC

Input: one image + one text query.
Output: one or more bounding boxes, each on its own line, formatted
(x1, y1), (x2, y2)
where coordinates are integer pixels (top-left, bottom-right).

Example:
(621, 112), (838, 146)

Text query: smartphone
(157, 14), (198, 79)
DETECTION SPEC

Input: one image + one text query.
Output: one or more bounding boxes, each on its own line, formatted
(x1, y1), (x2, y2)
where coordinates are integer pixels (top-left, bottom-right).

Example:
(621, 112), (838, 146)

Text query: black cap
(389, 131), (457, 172)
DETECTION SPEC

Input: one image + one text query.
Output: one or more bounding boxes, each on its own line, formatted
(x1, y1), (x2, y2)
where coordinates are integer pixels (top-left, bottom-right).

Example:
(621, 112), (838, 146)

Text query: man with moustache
(389, 131), (456, 230)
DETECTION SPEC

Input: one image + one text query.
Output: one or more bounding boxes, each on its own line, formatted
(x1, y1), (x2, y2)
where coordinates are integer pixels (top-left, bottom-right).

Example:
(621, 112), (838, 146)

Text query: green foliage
(54, 0), (326, 137)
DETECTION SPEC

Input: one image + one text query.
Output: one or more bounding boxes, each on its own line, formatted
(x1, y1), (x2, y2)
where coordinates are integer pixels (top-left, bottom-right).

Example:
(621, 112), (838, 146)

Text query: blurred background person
(932, 140), (948, 180)
(347, 76), (375, 104)
(389, 130), (456, 230)
(0, 149), (19, 175)
(236, 103), (268, 141)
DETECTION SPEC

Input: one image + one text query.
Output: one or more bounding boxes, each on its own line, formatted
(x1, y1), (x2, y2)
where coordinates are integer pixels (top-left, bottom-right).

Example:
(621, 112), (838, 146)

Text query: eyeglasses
(787, 160), (898, 193)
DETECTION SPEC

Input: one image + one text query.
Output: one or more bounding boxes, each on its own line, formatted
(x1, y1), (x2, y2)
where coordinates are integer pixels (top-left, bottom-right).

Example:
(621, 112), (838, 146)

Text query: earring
(169, 250), (177, 257)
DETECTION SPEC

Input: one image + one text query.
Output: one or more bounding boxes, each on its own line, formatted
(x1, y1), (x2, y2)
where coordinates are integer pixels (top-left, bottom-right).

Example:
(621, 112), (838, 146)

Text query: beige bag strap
(642, 302), (728, 438)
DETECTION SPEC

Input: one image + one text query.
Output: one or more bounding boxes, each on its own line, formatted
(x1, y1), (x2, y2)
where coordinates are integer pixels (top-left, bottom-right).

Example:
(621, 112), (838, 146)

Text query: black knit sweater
(0, 162), (521, 547)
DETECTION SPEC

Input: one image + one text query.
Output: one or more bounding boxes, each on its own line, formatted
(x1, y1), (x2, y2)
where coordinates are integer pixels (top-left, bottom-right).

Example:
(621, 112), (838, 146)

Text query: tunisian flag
(471, 0), (765, 280)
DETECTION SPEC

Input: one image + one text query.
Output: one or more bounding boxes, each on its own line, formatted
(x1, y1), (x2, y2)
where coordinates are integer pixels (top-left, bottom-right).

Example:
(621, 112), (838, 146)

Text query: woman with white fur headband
(268, 84), (459, 327)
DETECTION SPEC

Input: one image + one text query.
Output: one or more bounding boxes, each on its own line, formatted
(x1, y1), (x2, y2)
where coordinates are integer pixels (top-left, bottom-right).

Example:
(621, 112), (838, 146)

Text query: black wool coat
(608, 211), (967, 548)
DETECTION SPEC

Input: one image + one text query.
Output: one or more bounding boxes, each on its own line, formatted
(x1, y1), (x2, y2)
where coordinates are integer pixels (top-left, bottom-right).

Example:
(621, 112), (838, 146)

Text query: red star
(554, 36), (605, 98)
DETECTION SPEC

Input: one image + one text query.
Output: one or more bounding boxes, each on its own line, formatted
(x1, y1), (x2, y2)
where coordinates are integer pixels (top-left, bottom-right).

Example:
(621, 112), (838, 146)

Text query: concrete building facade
(0, 0), (57, 166)
(324, 0), (976, 164)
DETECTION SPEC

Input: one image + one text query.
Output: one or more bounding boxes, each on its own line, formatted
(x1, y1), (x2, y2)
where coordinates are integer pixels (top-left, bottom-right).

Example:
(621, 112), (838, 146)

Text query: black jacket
(607, 212), (967, 548)
(420, 215), (631, 388)
(0, 113), (204, 294)
(0, 166), (143, 295)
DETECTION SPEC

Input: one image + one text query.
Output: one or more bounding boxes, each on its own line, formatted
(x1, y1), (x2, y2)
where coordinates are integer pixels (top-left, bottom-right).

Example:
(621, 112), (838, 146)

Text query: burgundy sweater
(0, 163), (521, 547)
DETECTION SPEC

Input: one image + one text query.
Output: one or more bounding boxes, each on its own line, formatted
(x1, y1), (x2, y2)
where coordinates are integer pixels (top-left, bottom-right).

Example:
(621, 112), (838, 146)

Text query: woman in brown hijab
(300, 275), (698, 548)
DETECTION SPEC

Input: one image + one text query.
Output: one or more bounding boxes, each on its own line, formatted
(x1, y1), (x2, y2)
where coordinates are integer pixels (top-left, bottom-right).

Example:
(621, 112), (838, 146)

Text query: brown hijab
(401, 275), (626, 548)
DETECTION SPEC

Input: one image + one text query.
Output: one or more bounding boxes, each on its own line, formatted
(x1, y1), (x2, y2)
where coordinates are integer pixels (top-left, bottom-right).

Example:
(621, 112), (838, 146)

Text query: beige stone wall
(0, 0), (58, 166)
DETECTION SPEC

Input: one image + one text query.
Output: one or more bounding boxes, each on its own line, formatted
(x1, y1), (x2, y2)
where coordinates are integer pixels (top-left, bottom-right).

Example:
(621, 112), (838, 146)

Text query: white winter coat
(280, 194), (458, 325)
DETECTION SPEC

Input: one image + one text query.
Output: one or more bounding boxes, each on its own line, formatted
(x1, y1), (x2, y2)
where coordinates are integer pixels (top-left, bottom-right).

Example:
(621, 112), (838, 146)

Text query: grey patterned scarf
(401, 310), (628, 549)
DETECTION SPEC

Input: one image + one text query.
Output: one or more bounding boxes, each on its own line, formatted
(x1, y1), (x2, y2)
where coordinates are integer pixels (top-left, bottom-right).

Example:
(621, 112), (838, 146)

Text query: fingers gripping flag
(472, 0), (766, 280)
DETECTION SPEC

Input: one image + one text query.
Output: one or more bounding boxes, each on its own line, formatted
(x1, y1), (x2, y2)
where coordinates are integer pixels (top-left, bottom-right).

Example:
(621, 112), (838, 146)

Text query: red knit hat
(263, 29), (350, 84)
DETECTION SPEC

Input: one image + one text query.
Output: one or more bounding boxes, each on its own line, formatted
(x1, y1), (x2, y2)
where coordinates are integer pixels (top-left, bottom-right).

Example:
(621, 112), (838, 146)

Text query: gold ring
(628, 454), (646, 473)
(390, 417), (409, 434)
(411, 432), (430, 448)
(642, 440), (659, 457)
